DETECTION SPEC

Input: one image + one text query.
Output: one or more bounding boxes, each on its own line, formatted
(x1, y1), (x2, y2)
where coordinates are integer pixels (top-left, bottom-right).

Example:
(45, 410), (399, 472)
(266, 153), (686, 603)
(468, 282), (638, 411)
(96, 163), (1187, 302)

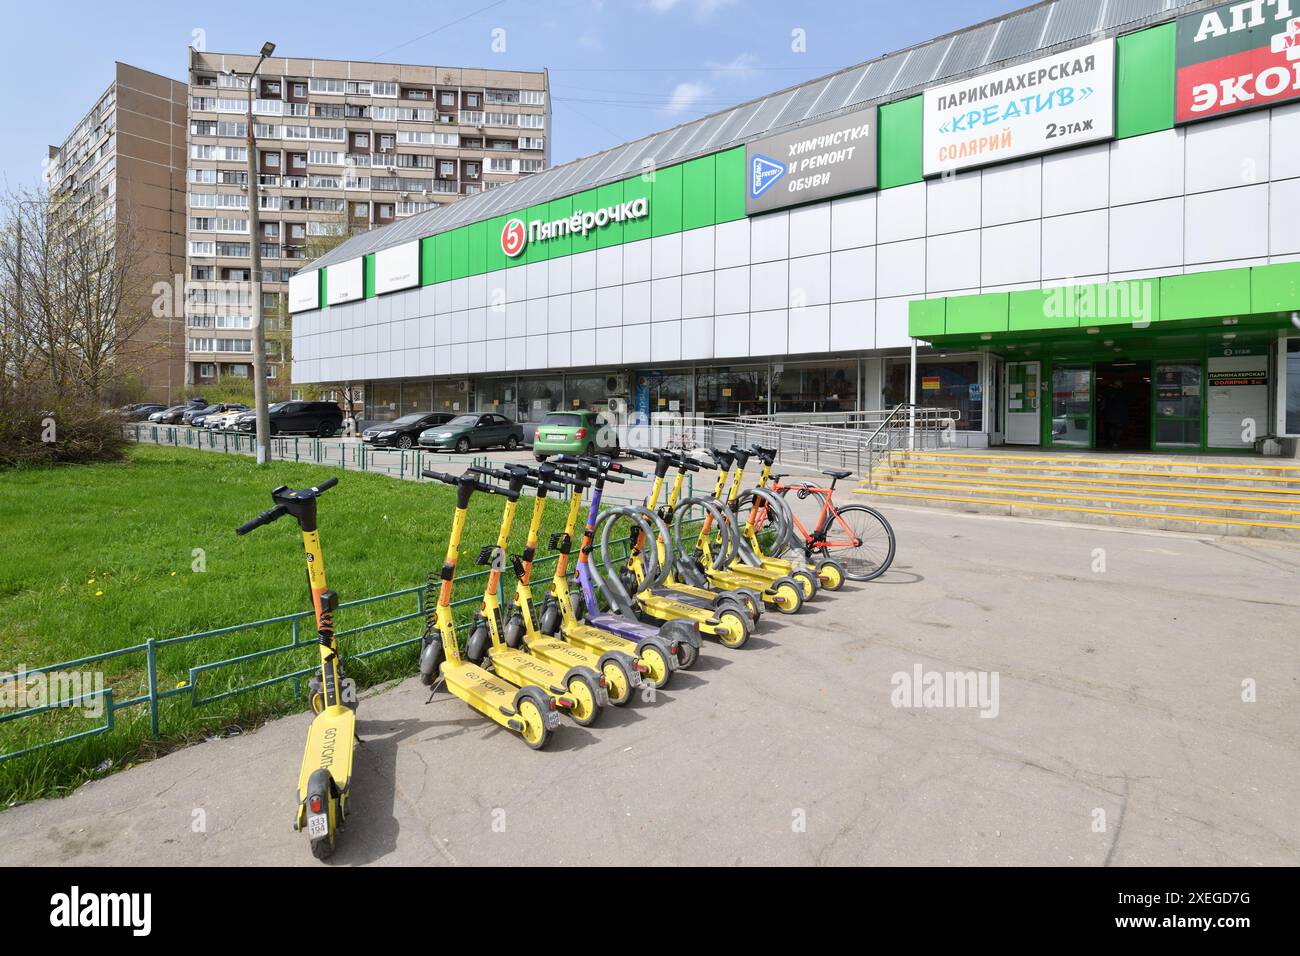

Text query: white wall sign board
(327, 258), (363, 306)
(374, 240), (420, 295)
(1206, 352), (1268, 448)
(288, 271), (319, 313)
(923, 38), (1115, 176)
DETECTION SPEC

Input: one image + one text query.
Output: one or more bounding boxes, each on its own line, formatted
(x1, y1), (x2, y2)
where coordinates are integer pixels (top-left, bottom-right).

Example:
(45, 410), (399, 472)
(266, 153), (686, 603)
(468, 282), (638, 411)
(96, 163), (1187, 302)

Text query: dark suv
(234, 401), (343, 437)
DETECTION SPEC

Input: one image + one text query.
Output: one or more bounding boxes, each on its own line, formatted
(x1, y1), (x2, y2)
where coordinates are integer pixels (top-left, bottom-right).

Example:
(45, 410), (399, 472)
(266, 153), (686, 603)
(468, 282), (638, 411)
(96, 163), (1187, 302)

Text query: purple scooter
(555, 454), (703, 670)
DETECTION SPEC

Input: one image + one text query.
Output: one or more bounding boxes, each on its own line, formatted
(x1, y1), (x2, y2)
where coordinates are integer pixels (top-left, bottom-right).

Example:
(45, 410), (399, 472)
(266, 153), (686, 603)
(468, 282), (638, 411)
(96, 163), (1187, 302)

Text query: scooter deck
(297, 706), (356, 800)
(441, 660), (532, 726)
(637, 593), (718, 625)
(487, 646), (569, 695)
(561, 619), (643, 656)
(527, 635), (605, 670)
(587, 610), (665, 643)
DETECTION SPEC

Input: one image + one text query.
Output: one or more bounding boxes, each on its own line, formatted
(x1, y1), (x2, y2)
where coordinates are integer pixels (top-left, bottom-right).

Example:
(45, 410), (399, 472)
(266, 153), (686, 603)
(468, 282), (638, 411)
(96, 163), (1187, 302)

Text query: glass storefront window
(401, 379), (432, 415)
(695, 365), (769, 417)
(1050, 366), (1091, 446)
(478, 376), (518, 420)
(517, 376), (561, 423)
(433, 379), (471, 414)
(565, 374), (610, 413)
(884, 358), (983, 431)
(1155, 362), (1202, 448)
(633, 370), (691, 419)
(1287, 339), (1300, 436)
(368, 380), (401, 422)
(772, 360), (857, 414)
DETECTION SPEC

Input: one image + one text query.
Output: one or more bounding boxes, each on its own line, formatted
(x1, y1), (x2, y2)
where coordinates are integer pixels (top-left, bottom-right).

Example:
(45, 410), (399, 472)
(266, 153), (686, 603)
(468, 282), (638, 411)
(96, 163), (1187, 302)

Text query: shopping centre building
(291, 0), (1300, 453)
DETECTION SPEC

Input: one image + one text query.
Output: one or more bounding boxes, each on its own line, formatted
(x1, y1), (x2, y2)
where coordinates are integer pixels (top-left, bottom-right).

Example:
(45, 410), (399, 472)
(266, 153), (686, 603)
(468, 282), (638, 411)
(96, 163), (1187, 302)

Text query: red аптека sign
(1176, 0), (1300, 122)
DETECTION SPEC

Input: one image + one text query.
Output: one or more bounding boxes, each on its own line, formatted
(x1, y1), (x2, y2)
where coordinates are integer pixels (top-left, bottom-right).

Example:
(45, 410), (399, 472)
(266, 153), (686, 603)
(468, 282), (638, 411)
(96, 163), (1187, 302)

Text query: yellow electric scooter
(691, 449), (806, 615)
(416, 469), (561, 749)
(500, 462), (645, 706)
(463, 465), (609, 725)
(236, 477), (355, 860)
(721, 445), (821, 600)
(535, 459), (683, 690)
(615, 448), (755, 650)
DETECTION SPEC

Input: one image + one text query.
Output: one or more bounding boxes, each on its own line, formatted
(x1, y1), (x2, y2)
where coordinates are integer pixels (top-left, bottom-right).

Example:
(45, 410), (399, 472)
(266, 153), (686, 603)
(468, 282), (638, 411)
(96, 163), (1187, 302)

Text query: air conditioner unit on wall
(606, 374), (626, 395)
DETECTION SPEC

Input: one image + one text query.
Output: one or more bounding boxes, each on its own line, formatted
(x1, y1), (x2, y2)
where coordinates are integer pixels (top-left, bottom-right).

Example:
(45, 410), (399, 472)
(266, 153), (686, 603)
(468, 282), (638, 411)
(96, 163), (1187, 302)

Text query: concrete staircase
(856, 450), (1300, 540)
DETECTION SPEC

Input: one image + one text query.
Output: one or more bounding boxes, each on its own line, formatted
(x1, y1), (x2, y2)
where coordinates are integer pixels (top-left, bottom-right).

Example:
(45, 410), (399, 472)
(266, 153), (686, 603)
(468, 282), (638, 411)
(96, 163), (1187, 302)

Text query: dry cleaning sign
(744, 107), (877, 215)
(1176, 0), (1300, 122)
(923, 38), (1114, 176)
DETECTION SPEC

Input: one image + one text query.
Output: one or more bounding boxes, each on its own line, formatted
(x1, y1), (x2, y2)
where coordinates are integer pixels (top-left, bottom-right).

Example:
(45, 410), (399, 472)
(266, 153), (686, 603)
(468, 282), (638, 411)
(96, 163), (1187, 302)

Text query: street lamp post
(240, 41), (276, 465)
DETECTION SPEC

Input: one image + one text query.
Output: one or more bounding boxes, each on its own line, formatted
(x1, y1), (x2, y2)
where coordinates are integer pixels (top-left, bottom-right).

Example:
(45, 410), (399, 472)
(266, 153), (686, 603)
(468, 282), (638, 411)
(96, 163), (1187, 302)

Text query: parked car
(153, 405), (189, 424)
(208, 406), (250, 430)
(183, 403), (225, 426)
(531, 409), (618, 461)
(122, 403), (165, 421)
(233, 401), (342, 437)
(361, 412), (456, 449)
(200, 403), (248, 429)
(418, 413), (524, 453)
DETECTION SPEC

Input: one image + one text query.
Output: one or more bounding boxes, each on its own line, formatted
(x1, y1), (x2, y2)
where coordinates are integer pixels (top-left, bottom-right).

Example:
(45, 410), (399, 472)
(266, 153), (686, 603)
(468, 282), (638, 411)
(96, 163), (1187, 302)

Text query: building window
(439, 161), (456, 177)
(355, 133), (369, 148)
(885, 357), (983, 432)
(465, 162), (480, 178)
(263, 152), (279, 167)
(199, 364), (215, 378)
(439, 91), (456, 106)
(293, 82), (306, 98)
(696, 365), (769, 418)
(772, 360), (858, 415)
(466, 92), (480, 107)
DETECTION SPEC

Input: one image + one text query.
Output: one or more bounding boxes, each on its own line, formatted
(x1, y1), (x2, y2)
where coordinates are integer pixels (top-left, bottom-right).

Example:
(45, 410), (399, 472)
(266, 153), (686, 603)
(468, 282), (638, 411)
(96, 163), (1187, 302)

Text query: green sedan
(531, 410), (619, 461)
(417, 413), (525, 453)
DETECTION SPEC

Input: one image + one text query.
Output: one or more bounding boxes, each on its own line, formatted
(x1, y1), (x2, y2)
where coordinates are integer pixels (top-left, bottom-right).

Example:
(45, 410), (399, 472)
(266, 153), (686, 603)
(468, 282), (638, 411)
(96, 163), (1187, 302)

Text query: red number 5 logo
(501, 218), (526, 257)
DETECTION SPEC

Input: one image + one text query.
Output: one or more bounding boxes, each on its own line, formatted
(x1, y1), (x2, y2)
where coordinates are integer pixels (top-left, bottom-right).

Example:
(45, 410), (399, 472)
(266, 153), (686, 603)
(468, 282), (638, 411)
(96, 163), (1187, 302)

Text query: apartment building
(184, 49), (550, 390)
(47, 62), (188, 404)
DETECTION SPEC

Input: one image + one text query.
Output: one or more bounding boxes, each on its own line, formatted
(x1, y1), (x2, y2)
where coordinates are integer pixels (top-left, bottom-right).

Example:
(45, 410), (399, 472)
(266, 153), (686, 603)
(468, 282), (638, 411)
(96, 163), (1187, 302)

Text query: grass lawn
(0, 444), (571, 802)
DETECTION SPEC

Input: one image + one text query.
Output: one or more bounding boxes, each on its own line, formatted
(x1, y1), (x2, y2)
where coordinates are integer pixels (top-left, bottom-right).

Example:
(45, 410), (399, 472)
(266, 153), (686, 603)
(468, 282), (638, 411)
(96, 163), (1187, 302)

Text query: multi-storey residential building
(184, 49), (550, 390)
(47, 62), (188, 404)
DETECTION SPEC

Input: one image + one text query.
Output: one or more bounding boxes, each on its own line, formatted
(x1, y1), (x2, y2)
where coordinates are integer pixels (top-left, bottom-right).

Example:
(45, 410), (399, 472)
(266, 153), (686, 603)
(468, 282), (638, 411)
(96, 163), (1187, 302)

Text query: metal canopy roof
(304, 0), (1206, 274)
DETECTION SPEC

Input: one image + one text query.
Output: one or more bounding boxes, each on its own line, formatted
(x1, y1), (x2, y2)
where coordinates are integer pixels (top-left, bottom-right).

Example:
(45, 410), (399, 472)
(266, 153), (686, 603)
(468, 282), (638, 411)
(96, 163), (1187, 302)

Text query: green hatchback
(531, 410), (619, 461)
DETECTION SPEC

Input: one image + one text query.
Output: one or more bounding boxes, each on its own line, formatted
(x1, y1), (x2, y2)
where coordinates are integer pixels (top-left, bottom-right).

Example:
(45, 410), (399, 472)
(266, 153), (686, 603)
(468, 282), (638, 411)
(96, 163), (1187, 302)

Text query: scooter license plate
(306, 813), (329, 838)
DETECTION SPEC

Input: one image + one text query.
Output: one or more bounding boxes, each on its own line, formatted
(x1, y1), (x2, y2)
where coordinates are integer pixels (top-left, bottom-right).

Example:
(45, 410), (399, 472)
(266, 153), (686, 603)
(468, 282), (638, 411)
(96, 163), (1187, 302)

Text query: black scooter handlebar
(235, 504), (287, 536)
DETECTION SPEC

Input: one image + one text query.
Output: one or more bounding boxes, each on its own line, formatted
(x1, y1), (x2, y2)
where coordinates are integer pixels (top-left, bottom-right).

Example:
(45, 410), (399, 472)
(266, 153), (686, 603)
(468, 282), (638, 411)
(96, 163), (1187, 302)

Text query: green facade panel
(595, 183), (624, 249)
(651, 163), (682, 238)
(433, 232), (452, 283)
(909, 299), (946, 338)
(1250, 261), (1300, 312)
(484, 215), (506, 272)
(420, 236), (436, 285)
(682, 154), (716, 231)
(1116, 23), (1175, 140)
(1009, 289), (1078, 332)
(524, 204), (548, 264)
(947, 293), (1009, 335)
(319, 267), (328, 304)
(879, 96), (923, 189)
(623, 177), (652, 243)
(568, 189), (599, 256)
(1160, 269), (1251, 322)
(451, 227), (470, 279)
(363, 254), (375, 298)
(713, 147), (746, 222)
(468, 220), (487, 276)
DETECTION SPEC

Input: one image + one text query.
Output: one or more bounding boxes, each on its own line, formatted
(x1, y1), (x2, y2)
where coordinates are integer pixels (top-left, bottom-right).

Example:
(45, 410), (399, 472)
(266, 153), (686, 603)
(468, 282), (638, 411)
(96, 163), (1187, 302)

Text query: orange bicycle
(752, 468), (896, 582)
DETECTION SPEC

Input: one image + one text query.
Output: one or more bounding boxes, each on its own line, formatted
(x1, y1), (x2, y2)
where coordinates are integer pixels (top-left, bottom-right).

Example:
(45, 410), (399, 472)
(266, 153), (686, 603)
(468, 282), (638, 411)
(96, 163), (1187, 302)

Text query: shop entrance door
(1004, 361), (1041, 444)
(1094, 361), (1152, 450)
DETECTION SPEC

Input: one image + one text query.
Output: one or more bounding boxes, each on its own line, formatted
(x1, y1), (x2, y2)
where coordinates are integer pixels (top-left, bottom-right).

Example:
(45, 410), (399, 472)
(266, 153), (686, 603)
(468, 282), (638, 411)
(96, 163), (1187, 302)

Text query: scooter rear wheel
(815, 558), (846, 592)
(566, 674), (602, 726)
(770, 578), (804, 615)
(715, 606), (751, 649)
(791, 568), (818, 600)
(602, 659), (634, 706)
(516, 697), (551, 750)
(639, 644), (672, 690)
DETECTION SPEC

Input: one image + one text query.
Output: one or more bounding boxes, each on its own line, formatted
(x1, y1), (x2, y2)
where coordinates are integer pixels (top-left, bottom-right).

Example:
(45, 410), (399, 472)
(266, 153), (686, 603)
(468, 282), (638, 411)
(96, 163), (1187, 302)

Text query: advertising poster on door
(922, 38), (1114, 176)
(1176, 0), (1300, 123)
(1207, 351), (1268, 447)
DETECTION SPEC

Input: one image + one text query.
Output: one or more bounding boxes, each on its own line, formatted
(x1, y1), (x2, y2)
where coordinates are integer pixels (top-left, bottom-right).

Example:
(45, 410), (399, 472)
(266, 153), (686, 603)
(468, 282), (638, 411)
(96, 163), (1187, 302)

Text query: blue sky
(0, 0), (1021, 190)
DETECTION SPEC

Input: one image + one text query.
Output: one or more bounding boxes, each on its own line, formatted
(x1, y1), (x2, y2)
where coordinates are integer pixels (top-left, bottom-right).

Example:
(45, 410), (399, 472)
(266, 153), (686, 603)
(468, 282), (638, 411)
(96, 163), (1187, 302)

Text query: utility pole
(240, 41), (276, 465)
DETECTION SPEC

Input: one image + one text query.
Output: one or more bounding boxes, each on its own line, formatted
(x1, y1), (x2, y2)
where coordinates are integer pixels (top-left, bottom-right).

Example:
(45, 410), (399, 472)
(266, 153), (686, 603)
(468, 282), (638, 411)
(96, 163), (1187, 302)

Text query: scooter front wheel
(770, 578), (804, 615)
(816, 558), (846, 592)
(638, 644), (673, 690)
(791, 567), (818, 599)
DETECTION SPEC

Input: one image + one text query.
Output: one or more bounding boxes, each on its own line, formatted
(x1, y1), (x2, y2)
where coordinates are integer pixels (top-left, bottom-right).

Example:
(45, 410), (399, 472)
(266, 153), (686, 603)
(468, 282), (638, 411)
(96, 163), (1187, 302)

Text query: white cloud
(707, 52), (759, 79)
(665, 81), (710, 113)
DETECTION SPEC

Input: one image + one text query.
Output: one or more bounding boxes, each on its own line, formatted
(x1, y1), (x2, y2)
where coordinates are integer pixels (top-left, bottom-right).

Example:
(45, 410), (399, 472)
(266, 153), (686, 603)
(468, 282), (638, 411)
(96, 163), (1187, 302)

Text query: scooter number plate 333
(306, 813), (329, 838)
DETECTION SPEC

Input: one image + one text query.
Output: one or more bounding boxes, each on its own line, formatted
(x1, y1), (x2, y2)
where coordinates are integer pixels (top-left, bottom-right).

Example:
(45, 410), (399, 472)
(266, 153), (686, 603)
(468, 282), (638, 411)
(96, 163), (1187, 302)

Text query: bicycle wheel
(816, 504), (895, 581)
